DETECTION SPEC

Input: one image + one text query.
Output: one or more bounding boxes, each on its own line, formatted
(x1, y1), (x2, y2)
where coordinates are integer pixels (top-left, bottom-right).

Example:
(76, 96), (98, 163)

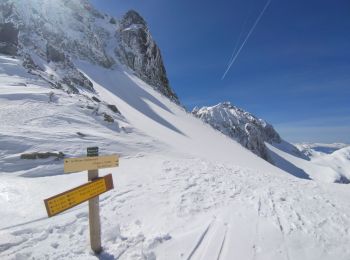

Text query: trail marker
(43, 147), (119, 254)
(87, 146), (99, 157)
(63, 154), (119, 173)
(44, 174), (113, 217)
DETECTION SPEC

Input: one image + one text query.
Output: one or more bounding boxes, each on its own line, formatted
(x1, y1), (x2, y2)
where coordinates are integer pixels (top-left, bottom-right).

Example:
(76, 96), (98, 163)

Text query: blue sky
(92, 0), (350, 143)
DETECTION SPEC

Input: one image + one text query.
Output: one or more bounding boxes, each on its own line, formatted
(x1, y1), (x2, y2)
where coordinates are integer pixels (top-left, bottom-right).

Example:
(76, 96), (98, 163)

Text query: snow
(268, 141), (350, 183)
(295, 142), (349, 158)
(293, 143), (350, 182)
(266, 143), (342, 183)
(1, 55), (350, 259)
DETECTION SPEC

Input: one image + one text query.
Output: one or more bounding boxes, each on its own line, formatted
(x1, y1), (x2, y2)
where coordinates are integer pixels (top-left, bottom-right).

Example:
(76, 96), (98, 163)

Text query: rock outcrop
(192, 102), (281, 163)
(0, 1), (179, 103)
(0, 22), (18, 55)
(116, 10), (179, 103)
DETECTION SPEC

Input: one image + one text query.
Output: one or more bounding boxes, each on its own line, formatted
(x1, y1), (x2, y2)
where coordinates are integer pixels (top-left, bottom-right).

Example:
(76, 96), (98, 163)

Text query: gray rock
(23, 54), (41, 71)
(107, 104), (121, 114)
(46, 44), (65, 62)
(92, 96), (101, 102)
(192, 102), (281, 163)
(77, 132), (86, 137)
(103, 113), (114, 123)
(109, 17), (116, 24)
(117, 10), (179, 104)
(1, 1), (179, 103)
(0, 22), (18, 55)
(20, 152), (65, 160)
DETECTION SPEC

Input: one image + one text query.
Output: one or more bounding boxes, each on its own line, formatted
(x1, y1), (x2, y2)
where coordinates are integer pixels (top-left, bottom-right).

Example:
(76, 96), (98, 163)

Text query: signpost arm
(87, 147), (102, 254)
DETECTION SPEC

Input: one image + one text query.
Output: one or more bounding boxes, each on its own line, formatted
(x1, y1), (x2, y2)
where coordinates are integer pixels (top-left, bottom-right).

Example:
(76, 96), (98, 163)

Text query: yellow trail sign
(44, 174), (114, 217)
(64, 154), (119, 173)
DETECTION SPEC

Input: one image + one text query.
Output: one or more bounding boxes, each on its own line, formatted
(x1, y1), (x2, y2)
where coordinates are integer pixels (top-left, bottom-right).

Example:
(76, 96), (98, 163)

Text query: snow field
(1, 55), (350, 259)
(1, 156), (350, 259)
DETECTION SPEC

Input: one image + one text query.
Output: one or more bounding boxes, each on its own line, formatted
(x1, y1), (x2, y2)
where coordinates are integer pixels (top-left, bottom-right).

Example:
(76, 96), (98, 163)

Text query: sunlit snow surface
(1, 55), (350, 259)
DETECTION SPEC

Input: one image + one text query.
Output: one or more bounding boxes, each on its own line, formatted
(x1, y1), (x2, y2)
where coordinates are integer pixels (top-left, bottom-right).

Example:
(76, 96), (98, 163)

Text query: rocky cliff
(0, 0), (178, 102)
(192, 102), (282, 163)
(116, 10), (178, 103)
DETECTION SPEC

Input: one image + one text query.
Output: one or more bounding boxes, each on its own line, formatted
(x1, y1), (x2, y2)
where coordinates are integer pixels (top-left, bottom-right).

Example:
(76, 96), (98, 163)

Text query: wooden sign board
(64, 154), (119, 173)
(44, 174), (114, 217)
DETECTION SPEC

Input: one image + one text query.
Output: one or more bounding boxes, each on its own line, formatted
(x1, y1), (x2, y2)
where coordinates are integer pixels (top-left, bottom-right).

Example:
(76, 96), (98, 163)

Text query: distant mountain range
(193, 102), (350, 183)
(192, 102), (302, 163)
(0, 0), (348, 183)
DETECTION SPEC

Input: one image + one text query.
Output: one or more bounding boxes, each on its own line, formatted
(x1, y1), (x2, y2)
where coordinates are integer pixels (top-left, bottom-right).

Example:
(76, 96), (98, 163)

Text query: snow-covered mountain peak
(1, 1), (350, 258)
(295, 142), (349, 158)
(193, 101), (281, 162)
(0, 0), (179, 102)
(116, 10), (179, 103)
(120, 10), (147, 29)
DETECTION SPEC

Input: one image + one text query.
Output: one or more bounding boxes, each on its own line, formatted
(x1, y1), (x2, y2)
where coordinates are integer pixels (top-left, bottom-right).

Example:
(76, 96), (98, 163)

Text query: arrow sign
(64, 154), (119, 173)
(44, 174), (114, 217)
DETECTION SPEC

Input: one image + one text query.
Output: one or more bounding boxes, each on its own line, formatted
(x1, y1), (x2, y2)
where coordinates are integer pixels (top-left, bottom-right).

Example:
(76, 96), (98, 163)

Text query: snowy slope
(0, 0), (178, 102)
(267, 142), (350, 183)
(1, 54), (350, 260)
(292, 143), (350, 182)
(295, 142), (349, 158)
(191, 102), (350, 184)
(192, 102), (282, 163)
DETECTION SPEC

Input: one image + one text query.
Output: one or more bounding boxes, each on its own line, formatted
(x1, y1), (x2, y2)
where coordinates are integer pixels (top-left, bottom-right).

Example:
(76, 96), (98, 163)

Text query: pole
(87, 147), (102, 254)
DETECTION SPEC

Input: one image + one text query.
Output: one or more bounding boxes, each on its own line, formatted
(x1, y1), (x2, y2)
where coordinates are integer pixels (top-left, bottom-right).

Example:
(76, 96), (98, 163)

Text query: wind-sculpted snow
(192, 102), (282, 163)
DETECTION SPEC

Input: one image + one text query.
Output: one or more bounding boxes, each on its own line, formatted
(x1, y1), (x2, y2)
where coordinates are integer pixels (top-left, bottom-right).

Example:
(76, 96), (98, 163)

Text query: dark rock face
(0, 1), (179, 104)
(46, 44), (65, 62)
(107, 104), (121, 114)
(193, 102), (281, 163)
(23, 54), (41, 71)
(103, 113), (114, 123)
(109, 17), (117, 24)
(117, 10), (179, 104)
(0, 22), (18, 55)
(20, 152), (65, 160)
(92, 96), (101, 103)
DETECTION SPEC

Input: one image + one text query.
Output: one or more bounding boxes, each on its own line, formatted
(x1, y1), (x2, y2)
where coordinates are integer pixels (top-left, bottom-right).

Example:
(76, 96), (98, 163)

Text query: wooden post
(87, 147), (102, 254)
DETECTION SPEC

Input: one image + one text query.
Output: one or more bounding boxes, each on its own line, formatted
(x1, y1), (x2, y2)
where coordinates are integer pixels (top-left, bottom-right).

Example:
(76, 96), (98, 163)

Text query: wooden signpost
(43, 147), (119, 254)
(63, 154), (119, 173)
(44, 174), (114, 217)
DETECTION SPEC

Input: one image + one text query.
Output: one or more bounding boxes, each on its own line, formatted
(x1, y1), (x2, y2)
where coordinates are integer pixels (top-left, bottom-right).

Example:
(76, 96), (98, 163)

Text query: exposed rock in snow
(0, 0), (178, 103)
(46, 44), (65, 63)
(0, 22), (18, 55)
(192, 102), (282, 163)
(192, 103), (350, 183)
(116, 10), (179, 104)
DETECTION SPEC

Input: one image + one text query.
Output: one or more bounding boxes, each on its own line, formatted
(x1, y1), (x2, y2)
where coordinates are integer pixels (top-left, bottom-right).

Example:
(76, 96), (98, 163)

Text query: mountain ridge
(192, 101), (283, 163)
(0, 0), (179, 103)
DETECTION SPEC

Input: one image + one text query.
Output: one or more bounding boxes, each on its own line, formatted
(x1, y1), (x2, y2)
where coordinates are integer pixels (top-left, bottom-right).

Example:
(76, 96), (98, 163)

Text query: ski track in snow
(1, 56), (350, 259)
(1, 156), (350, 259)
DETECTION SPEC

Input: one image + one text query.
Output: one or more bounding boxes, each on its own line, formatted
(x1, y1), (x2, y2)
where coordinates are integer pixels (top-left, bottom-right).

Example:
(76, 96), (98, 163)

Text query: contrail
(225, 7), (251, 67)
(221, 0), (272, 80)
